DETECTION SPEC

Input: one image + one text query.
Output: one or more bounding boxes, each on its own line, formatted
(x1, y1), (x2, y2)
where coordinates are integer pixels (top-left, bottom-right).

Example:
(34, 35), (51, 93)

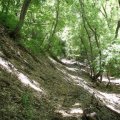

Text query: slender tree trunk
(79, 0), (95, 76)
(80, 36), (93, 75)
(106, 70), (111, 87)
(47, 0), (60, 51)
(94, 29), (103, 81)
(100, 4), (110, 29)
(118, 0), (120, 7)
(89, 28), (102, 81)
(11, 0), (31, 38)
(114, 1), (120, 39)
(115, 20), (120, 39)
(79, 1), (102, 81)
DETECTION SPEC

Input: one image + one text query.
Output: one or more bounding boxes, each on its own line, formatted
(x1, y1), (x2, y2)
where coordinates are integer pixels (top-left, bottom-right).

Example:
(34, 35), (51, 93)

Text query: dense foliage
(0, 0), (120, 79)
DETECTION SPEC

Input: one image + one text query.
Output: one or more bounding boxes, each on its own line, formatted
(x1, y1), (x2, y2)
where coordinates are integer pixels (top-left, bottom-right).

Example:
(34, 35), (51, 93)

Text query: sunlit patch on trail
(67, 73), (120, 114)
(61, 59), (89, 73)
(69, 108), (83, 114)
(55, 107), (83, 118)
(70, 74), (120, 114)
(59, 59), (120, 114)
(18, 73), (43, 92)
(61, 59), (77, 65)
(72, 102), (81, 107)
(66, 66), (79, 71)
(55, 102), (83, 118)
(55, 109), (71, 117)
(0, 57), (44, 93)
(102, 76), (120, 85)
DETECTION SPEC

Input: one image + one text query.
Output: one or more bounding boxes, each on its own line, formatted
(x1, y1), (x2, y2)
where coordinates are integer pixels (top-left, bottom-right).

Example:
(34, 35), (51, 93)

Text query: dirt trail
(61, 59), (120, 114)
(0, 54), (120, 119)
(0, 32), (120, 119)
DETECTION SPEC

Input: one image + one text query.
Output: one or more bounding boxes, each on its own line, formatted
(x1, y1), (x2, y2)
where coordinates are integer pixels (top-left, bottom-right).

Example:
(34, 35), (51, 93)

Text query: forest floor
(0, 31), (120, 120)
(61, 59), (120, 114)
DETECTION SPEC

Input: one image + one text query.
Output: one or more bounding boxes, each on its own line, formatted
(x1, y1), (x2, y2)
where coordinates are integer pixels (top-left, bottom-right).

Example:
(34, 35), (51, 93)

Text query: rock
(82, 108), (100, 120)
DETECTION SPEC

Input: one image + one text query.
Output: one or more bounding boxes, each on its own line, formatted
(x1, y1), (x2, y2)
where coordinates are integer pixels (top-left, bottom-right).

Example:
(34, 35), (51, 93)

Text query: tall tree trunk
(86, 22), (102, 81)
(47, 0), (60, 51)
(114, 1), (120, 39)
(79, 0), (95, 76)
(94, 29), (102, 81)
(80, 36), (93, 75)
(79, 0), (103, 80)
(10, 0), (31, 38)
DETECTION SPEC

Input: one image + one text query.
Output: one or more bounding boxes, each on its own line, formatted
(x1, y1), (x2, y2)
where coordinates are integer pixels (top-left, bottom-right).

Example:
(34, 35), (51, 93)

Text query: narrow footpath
(61, 59), (120, 114)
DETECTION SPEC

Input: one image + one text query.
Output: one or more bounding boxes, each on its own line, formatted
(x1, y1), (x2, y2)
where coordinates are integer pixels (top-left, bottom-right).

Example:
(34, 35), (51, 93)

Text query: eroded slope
(0, 30), (120, 120)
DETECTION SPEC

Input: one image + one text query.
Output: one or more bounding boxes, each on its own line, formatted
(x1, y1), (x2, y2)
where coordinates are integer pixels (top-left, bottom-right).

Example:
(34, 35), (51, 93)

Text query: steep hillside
(0, 28), (120, 120)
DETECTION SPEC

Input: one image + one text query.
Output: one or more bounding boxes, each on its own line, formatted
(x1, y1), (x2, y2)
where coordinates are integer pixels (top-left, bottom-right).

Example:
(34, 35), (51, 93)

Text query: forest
(0, 0), (120, 120)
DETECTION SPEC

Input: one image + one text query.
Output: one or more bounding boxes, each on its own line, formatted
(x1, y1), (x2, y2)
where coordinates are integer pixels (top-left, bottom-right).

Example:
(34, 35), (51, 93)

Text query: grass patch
(0, 68), (54, 120)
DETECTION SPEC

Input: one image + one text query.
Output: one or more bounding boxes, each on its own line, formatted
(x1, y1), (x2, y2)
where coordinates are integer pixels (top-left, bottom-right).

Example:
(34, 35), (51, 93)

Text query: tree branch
(115, 20), (120, 39)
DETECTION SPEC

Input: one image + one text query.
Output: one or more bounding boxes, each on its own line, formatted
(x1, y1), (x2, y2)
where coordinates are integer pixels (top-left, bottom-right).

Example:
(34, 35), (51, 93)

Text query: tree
(10, 0), (31, 38)
(47, 0), (60, 51)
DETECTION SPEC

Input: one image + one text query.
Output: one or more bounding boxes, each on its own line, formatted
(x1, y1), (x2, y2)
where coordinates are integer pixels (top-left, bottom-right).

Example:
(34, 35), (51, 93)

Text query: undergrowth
(0, 13), (17, 31)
